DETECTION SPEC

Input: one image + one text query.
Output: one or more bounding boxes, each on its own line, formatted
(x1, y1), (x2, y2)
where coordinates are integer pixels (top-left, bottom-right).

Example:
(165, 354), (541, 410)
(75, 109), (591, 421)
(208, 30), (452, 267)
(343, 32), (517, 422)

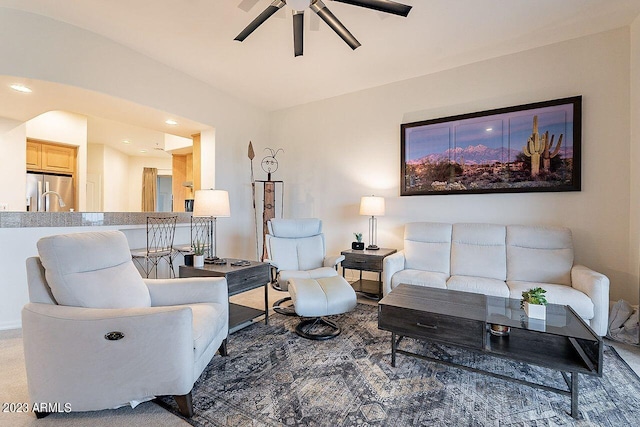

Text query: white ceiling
(1, 0), (639, 155)
(0, 75), (204, 158)
(1, 0), (639, 112)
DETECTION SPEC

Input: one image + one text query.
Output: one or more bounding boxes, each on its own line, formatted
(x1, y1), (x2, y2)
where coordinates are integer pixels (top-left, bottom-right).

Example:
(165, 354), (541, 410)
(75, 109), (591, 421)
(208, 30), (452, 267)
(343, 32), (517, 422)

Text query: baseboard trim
(0, 320), (22, 331)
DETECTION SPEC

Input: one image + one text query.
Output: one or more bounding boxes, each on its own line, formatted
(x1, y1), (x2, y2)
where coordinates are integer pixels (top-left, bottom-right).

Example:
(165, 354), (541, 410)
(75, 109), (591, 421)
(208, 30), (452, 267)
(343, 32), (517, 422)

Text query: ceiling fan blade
(332, 0), (412, 17)
(235, 0), (286, 42)
(310, 0), (361, 50)
(293, 11), (304, 56)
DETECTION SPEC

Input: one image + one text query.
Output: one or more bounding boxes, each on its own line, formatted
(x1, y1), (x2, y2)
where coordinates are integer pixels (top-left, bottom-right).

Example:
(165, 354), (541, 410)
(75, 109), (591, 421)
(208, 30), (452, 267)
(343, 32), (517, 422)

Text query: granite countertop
(0, 212), (193, 228)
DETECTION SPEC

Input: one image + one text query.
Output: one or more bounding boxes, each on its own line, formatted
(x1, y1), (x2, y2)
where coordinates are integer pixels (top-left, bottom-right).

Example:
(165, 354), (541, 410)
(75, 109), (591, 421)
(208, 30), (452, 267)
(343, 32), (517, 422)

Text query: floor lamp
(193, 189), (230, 261)
(360, 195), (385, 250)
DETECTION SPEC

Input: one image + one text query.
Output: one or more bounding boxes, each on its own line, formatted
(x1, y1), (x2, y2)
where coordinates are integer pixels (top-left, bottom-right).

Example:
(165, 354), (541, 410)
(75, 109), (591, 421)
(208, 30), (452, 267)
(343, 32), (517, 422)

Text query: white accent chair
(264, 218), (357, 339)
(22, 230), (229, 418)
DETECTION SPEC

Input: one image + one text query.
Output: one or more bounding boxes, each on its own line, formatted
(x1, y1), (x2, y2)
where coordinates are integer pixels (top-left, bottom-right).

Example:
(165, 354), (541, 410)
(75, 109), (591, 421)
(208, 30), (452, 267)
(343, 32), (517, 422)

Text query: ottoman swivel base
(289, 276), (357, 341)
(295, 317), (341, 340)
(272, 296), (296, 316)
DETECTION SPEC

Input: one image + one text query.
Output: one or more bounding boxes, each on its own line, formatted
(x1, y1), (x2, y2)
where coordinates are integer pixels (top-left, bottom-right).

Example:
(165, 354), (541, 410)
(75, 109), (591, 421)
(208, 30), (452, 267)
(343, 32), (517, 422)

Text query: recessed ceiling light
(165, 119), (178, 125)
(122, 140), (130, 144)
(140, 149), (147, 153)
(10, 84), (32, 93)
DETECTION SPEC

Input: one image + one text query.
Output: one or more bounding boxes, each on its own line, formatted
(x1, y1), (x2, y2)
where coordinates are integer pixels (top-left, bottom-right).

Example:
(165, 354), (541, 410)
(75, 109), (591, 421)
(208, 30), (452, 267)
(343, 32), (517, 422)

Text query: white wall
(86, 143), (104, 211)
(102, 145), (130, 212)
(631, 15), (640, 306)
(0, 122), (26, 211)
(270, 28), (636, 304)
(200, 128), (216, 189)
(164, 133), (192, 152)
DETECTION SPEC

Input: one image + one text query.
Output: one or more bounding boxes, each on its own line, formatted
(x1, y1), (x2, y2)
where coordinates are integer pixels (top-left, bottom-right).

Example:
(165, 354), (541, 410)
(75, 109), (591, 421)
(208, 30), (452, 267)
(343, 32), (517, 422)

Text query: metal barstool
(174, 216), (212, 258)
(131, 216), (177, 278)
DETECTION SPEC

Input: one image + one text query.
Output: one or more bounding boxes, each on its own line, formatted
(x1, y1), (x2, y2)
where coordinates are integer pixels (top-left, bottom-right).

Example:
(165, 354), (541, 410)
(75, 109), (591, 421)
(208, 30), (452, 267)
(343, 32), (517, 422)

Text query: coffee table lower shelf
(390, 332), (581, 418)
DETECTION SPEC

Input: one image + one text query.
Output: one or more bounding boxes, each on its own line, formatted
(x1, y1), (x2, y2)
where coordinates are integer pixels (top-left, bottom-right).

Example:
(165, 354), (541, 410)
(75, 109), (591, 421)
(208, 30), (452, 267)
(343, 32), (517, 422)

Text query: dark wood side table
(341, 248), (397, 299)
(179, 259), (270, 332)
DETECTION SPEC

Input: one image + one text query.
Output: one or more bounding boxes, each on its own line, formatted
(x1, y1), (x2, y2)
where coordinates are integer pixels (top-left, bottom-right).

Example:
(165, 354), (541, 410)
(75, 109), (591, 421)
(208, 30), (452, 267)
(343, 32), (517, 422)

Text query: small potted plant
(521, 287), (547, 319)
(352, 232), (364, 250)
(193, 240), (206, 267)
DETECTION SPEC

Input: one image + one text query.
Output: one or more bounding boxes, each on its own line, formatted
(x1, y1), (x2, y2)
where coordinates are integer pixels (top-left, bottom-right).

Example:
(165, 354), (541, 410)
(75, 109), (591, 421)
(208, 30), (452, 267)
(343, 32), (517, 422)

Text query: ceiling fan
(235, 0), (412, 57)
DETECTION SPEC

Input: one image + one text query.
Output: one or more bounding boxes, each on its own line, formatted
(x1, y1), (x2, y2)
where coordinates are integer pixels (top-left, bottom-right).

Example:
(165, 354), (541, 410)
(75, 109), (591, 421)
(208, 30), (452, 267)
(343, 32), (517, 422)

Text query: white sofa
(383, 223), (610, 336)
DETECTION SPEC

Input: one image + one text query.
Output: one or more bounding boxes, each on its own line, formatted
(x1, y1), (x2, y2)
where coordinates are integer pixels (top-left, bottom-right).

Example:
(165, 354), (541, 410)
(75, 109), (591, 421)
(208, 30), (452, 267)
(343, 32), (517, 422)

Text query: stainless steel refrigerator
(26, 172), (75, 212)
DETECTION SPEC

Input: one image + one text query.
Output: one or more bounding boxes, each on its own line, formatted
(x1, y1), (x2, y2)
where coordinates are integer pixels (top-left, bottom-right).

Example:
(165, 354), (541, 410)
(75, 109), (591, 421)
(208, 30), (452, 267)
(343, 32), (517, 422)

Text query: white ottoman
(288, 276), (357, 340)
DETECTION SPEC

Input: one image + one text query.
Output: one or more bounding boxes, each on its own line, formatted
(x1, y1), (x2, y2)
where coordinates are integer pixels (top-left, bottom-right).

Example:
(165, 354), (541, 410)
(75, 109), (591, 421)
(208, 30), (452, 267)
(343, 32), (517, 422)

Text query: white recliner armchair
(265, 218), (357, 339)
(22, 230), (229, 418)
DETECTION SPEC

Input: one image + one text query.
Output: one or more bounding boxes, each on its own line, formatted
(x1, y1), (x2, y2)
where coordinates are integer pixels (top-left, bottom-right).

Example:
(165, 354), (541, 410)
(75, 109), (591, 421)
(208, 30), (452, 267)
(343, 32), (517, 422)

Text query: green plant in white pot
(193, 240), (206, 267)
(521, 287), (548, 320)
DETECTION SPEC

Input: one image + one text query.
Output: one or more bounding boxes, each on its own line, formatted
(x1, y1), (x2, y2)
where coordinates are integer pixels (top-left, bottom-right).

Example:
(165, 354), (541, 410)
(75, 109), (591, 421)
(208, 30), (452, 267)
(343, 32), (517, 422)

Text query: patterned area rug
(158, 304), (640, 426)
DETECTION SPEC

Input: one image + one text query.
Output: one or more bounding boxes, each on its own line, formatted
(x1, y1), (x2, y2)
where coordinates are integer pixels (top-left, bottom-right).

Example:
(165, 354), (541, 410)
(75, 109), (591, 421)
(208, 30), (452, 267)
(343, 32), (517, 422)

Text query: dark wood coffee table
(378, 284), (603, 419)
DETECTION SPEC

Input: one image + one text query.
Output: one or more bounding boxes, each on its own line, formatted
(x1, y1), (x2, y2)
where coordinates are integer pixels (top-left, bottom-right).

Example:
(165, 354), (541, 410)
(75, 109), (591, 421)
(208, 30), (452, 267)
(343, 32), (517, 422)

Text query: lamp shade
(359, 196), (385, 216)
(193, 189), (230, 217)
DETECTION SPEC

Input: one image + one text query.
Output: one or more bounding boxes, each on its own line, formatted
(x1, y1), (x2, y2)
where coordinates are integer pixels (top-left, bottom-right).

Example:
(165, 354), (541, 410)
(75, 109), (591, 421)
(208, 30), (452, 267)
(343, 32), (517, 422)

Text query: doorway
(156, 175), (173, 212)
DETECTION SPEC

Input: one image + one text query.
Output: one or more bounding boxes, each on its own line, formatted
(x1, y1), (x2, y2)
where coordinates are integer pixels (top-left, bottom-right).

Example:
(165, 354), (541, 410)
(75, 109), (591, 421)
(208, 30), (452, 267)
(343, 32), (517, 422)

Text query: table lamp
(359, 195), (385, 250)
(193, 189), (230, 260)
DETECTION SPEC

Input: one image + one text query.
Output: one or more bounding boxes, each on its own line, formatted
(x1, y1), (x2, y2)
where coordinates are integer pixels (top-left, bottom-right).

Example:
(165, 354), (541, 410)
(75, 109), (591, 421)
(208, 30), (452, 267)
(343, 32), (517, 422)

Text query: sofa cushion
(506, 225), (573, 286)
(451, 223), (506, 281)
(391, 269), (448, 289)
(404, 222), (452, 275)
(447, 275), (509, 298)
(37, 231), (151, 309)
(507, 281), (594, 320)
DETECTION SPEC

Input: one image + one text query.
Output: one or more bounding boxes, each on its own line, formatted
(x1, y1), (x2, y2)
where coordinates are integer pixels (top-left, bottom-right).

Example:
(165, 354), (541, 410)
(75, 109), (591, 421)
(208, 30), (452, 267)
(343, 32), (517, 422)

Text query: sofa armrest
(324, 254), (345, 268)
(144, 277), (228, 306)
(383, 250), (406, 296)
(21, 303), (195, 411)
(571, 265), (610, 336)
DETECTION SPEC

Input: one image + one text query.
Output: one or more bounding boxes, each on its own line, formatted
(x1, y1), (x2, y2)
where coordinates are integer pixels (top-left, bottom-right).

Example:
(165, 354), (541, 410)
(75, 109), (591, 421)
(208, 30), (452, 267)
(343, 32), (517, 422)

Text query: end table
(340, 248), (397, 299)
(179, 259), (270, 332)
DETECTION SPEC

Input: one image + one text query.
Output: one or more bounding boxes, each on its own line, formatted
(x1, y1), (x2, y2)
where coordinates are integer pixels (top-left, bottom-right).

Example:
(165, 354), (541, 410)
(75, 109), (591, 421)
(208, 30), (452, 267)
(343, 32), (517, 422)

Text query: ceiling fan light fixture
(234, 0), (411, 56)
(288, 0), (311, 11)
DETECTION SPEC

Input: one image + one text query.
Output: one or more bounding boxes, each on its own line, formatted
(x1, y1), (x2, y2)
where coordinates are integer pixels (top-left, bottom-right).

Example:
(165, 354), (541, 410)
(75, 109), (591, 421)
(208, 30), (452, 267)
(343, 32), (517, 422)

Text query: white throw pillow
(37, 231), (151, 308)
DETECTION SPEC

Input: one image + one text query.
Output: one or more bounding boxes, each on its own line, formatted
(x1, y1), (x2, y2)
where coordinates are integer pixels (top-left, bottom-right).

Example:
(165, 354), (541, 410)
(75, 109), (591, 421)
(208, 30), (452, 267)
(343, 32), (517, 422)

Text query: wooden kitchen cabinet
(26, 140), (42, 170)
(26, 140), (76, 174)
